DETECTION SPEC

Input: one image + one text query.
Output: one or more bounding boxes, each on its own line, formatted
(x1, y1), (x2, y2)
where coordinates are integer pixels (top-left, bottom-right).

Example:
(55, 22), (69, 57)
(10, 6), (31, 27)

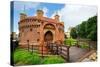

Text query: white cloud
(16, 29), (19, 34)
(42, 7), (49, 17)
(50, 11), (62, 20)
(50, 11), (56, 19)
(33, 7), (49, 17)
(51, 4), (97, 32)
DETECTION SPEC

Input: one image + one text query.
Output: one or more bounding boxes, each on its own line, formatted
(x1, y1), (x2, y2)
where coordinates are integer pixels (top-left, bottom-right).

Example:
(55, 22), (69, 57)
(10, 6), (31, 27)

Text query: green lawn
(42, 55), (65, 64)
(79, 42), (89, 49)
(14, 48), (41, 65)
(13, 48), (66, 65)
(64, 38), (89, 49)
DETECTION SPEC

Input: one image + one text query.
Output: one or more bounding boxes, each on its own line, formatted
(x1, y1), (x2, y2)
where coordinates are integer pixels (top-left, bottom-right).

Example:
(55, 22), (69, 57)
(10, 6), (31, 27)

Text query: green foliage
(77, 21), (87, 38)
(14, 49), (41, 65)
(86, 16), (97, 41)
(87, 29), (97, 41)
(79, 43), (89, 49)
(70, 27), (77, 39)
(42, 56), (65, 64)
(70, 15), (97, 41)
(64, 38), (77, 46)
(14, 49), (66, 65)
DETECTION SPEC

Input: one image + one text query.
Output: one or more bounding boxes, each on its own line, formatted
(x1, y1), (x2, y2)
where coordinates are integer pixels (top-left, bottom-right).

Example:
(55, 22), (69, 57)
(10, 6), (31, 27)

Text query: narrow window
(37, 39), (39, 42)
(30, 28), (32, 31)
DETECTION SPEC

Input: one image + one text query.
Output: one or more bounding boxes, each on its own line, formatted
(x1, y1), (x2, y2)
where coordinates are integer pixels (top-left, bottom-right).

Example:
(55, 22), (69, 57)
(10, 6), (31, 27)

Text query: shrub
(42, 56), (65, 64)
(14, 49), (41, 65)
(64, 38), (77, 46)
(80, 43), (89, 49)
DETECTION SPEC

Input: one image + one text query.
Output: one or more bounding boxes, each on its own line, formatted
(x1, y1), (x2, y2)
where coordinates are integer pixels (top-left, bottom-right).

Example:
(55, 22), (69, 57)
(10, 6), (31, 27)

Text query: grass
(64, 38), (89, 49)
(14, 48), (41, 65)
(42, 55), (65, 64)
(79, 42), (89, 49)
(64, 38), (77, 46)
(14, 48), (66, 65)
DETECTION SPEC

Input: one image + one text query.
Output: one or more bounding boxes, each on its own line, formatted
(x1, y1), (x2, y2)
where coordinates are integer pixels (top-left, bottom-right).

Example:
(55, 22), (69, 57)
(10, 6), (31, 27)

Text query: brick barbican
(18, 10), (64, 50)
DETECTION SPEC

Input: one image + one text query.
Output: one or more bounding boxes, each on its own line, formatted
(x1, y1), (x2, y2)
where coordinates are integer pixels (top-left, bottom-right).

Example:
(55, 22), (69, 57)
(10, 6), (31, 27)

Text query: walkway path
(69, 46), (89, 62)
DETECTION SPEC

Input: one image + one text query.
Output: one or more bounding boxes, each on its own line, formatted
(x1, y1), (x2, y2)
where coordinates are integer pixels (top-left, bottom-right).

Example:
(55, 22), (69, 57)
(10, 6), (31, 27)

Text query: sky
(11, 1), (97, 34)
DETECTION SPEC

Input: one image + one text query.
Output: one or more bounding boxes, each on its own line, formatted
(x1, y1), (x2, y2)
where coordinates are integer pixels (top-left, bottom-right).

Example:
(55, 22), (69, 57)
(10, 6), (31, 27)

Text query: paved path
(69, 46), (89, 62)
(78, 50), (97, 62)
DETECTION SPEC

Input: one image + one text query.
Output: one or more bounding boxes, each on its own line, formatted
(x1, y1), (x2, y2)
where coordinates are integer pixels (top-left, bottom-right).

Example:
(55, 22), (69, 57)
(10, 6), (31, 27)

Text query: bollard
(67, 46), (70, 62)
(32, 45), (33, 53)
(27, 40), (29, 51)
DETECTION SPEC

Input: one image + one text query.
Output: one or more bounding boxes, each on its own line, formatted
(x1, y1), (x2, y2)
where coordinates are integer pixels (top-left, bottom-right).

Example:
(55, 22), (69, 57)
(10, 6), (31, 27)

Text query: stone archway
(44, 31), (53, 43)
(43, 24), (56, 43)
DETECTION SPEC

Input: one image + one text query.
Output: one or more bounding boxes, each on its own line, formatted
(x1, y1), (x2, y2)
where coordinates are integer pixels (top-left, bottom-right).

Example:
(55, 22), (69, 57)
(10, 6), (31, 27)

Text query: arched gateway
(44, 31), (53, 43)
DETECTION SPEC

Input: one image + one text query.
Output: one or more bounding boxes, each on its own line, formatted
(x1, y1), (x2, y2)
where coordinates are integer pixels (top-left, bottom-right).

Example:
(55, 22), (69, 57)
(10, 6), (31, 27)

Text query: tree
(79, 21), (87, 38)
(71, 15), (97, 41)
(87, 16), (97, 41)
(70, 27), (77, 39)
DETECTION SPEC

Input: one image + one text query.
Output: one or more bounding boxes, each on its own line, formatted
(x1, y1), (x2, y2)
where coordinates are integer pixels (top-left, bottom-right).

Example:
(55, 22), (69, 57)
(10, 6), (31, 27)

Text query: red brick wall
(19, 17), (64, 48)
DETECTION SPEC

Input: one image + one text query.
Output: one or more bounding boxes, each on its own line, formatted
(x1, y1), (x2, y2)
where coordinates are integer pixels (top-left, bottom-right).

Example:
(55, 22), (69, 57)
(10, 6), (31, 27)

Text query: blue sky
(12, 1), (97, 33)
(12, 1), (65, 33)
